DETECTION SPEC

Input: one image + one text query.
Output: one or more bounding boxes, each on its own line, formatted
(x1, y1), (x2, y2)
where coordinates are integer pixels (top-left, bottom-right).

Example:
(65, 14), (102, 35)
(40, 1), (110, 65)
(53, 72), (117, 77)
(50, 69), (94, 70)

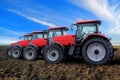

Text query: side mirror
(71, 24), (76, 31)
(20, 36), (24, 40)
(71, 26), (74, 31)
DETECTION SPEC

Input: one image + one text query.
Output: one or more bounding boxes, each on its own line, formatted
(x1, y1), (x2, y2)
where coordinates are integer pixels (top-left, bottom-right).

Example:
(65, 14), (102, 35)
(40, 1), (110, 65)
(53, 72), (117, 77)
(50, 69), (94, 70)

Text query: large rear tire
(11, 46), (22, 59)
(44, 45), (64, 64)
(23, 46), (37, 60)
(82, 37), (110, 65)
(106, 41), (114, 60)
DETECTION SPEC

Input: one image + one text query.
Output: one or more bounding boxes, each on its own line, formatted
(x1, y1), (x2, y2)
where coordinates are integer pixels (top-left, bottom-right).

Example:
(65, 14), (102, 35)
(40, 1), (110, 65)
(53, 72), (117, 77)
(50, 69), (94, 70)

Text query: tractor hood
(31, 38), (47, 47)
(17, 40), (30, 47)
(11, 42), (17, 46)
(52, 34), (75, 46)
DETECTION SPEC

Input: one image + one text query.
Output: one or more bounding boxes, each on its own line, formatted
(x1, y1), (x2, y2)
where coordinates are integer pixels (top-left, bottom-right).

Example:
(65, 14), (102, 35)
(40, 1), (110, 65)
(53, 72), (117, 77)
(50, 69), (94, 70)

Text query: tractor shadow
(64, 56), (120, 66)
(64, 56), (85, 64)
(106, 59), (120, 65)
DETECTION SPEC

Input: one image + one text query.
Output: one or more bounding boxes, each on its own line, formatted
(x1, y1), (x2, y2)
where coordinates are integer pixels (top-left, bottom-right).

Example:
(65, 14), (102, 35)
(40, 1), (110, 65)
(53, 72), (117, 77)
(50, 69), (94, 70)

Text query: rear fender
(16, 44), (23, 50)
(81, 34), (109, 44)
(29, 42), (38, 50)
(51, 41), (65, 53)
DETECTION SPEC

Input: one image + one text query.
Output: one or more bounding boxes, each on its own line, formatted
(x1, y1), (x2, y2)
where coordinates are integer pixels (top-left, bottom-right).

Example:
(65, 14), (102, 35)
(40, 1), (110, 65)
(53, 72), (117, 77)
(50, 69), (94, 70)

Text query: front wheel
(44, 45), (64, 64)
(23, 46), (37, 60)
(82, 37), (110, 65)
(11, 46), (22, 59)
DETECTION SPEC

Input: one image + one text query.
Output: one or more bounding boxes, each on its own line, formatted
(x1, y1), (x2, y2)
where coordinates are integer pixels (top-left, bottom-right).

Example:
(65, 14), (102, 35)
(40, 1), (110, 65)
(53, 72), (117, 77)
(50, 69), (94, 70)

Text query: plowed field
(0, 46), (120, 80)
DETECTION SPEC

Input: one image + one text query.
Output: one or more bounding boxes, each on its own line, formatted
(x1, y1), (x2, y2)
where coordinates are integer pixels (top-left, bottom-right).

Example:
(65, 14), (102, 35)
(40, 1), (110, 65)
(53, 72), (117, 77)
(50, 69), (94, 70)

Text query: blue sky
(0, 0), (120, 45)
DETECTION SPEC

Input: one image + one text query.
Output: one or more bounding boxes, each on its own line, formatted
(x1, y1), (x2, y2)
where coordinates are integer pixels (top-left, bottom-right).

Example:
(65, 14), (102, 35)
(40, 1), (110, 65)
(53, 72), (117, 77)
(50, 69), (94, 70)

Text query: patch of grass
(114, 46), (120, 49)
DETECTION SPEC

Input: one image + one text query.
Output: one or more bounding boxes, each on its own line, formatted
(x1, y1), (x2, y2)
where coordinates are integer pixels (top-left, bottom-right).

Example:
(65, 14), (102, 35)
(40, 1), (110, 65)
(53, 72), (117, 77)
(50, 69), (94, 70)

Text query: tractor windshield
(44, 33), (48, 38)
(48, 29), (68, 39)
(63, 30), (67, 35)
(24, 36), (32, 40)
(76, 23), (98, 41)
(32, 33), (43, 40)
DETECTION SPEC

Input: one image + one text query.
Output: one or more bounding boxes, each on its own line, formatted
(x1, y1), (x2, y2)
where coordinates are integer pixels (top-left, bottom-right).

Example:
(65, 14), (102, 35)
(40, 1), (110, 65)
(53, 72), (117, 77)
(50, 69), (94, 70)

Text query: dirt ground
(0, 46), (120, 80)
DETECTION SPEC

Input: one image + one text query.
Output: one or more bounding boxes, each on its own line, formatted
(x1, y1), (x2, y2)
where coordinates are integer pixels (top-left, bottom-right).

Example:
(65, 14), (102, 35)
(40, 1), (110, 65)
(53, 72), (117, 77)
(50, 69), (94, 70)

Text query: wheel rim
(12, 49), (20, 58)
(47, 48), (59, 61)
(25, 49), (34, 60)
(87, 43), (106, 62)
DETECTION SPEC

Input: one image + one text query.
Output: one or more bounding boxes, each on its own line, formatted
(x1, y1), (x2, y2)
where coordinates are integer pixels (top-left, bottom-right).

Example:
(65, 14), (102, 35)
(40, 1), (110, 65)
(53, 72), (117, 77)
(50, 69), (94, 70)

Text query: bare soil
(0, 46), (120, 80)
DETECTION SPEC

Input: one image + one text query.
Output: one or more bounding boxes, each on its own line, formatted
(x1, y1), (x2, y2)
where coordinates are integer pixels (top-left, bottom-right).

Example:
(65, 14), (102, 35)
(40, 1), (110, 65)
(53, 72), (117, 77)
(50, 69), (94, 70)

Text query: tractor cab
(48, 27), (68, 45)
(17, 31), (48, 47)
(72, 20), (101, 42)
(48, 27), (68, 39)
(31, 31), (48, 40)
(11, 34), (32, 47)
(24, 34), (32, 40)
(28, 31), (48, 47)
(20, 34), (32, 40)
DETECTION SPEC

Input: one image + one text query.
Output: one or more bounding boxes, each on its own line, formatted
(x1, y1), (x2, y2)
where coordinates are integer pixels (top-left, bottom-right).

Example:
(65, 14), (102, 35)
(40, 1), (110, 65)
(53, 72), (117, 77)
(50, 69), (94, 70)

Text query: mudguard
(82, 33), (109, 43)
(29, 42), (38, 50)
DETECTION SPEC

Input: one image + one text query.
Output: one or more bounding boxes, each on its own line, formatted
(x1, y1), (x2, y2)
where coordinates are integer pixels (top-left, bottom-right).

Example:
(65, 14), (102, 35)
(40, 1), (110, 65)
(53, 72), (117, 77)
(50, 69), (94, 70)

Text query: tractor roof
(24, 34), (32, 36)
(49, 27), (68, 30)
(76, 20), (101, 25)
(32, 30), (48, 34)
(32, 31), (43, 34)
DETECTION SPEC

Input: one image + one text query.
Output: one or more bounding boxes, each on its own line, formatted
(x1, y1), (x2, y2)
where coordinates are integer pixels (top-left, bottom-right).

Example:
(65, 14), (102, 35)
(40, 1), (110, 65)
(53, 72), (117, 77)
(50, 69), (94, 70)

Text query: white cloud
(0, 27), (24, 44)
(70, 0), (115, 21)
(70, 0), (120, 35)
(0, 36), (18, 45)
(27, 17), (56, 27)
(0, 27), (22, 36)
(7, 9), (56, 27)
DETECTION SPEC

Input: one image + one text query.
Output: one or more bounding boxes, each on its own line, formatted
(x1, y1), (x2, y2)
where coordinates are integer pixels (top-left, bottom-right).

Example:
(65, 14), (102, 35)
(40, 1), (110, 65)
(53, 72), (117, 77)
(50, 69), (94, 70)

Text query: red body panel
(11, 42), (17, 46)
(11, 40), (30, 47)
(31, 38), (47, 47)
(52, 34), (75, 46)
(18, 40), (30, 47)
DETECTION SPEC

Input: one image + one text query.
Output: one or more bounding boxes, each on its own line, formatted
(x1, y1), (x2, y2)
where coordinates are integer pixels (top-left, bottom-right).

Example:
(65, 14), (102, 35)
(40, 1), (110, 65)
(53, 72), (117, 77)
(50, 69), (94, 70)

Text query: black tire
(106, 41), (114, 60)
(44, 45), (64, 64)
(23, 46), (37, 60)
(82, 37), (110, 65)
(6, 47), (12, 58)
(11, 46), (22, 59)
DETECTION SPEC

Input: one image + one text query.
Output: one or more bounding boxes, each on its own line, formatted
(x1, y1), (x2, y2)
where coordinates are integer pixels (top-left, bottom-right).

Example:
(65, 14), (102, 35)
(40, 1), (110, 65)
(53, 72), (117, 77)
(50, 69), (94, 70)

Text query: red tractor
(7, 33), (32, 58)
(43, 20), (114, 65)
(7, 31), (47, 59)
(23, 27), (68, 60)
